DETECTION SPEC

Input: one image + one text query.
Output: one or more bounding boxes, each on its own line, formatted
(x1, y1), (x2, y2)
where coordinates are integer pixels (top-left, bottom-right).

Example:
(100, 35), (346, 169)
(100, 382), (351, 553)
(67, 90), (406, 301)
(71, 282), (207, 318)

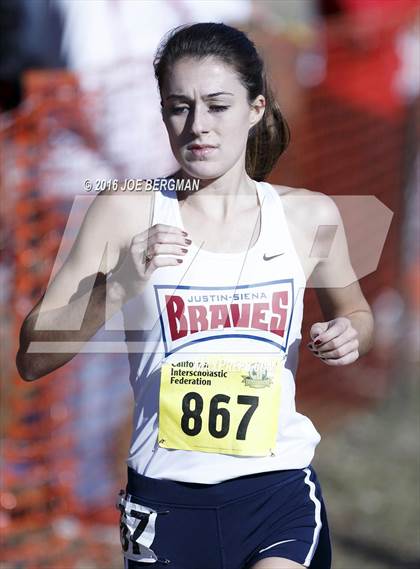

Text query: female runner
(17, 22), (374, 569)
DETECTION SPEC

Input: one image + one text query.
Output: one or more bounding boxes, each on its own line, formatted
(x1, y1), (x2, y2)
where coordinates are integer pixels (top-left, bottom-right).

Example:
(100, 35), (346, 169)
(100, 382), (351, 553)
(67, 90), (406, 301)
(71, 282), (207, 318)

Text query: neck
(172, 168), (258, 221)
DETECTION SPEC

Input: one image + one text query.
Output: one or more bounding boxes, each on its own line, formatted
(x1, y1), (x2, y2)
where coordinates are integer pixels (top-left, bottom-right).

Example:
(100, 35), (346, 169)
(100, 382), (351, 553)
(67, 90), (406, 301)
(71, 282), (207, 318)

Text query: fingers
(318, 349), (359, 366)
(138, 223), (187, 235)
(308, 338), (359, 361)
(132, 224), (190, 248)
(139, 235), (191, 266)
(114, 224), (190, 300)
(309, 323), (328, 341)
(144, 242), (189, 260)
(307, 317), (360, 366)
(130, 224), (191, 276)
(308, 317), (355, 351)
(143, 254), (183, 278)
(307, 328), (358, 353)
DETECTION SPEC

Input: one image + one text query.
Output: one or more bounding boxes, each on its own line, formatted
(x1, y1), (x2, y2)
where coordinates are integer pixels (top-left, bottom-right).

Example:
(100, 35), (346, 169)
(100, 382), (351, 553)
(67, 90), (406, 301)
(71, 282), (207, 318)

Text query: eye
(209, 105), (229, 113)
(170, 106), (189, 115)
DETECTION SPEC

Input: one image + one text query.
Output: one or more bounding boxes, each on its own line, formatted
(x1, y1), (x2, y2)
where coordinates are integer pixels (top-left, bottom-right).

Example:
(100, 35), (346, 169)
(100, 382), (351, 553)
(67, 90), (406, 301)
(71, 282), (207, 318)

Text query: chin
(178, 160), (228, 180)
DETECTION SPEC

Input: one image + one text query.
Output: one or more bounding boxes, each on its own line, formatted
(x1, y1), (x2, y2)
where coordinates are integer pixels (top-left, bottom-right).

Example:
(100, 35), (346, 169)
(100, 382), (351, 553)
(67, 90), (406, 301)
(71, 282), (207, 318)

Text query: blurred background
(0, 0), (419, 568)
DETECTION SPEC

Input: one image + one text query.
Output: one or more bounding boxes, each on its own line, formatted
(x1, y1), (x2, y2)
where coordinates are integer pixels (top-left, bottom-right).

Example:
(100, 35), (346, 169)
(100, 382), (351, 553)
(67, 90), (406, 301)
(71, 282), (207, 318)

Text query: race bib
(158, 355), (283, 456)
(117, 491), (166, 563)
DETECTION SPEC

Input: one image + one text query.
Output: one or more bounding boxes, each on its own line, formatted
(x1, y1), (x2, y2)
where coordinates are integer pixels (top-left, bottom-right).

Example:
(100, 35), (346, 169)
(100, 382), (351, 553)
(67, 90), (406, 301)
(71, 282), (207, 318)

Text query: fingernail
(182, 231), (188, 236)
(181, 248), (188, 253)
(185, 238), (192, 245)
(314, 339), (322, 346)
(177, 259), (183, 263)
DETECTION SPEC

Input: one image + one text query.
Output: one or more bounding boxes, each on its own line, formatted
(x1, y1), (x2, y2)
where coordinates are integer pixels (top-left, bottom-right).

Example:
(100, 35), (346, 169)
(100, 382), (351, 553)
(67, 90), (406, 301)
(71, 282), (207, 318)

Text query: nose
(190, 103), (210, 136)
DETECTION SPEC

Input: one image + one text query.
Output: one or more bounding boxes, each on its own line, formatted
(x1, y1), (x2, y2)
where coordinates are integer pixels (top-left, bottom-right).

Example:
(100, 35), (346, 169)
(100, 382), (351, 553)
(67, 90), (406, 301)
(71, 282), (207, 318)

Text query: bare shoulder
(270, 184), (346, 280)
(88, 181), (155, 248)
(271, 184), (341, 228)
(38, 181), (156, 309)
(66, 180), (155, 273)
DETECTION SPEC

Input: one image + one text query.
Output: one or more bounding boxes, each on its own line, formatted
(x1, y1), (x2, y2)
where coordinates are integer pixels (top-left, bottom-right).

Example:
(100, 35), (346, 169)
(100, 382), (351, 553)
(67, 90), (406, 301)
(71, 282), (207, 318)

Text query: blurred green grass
(313, 361), (420, 569)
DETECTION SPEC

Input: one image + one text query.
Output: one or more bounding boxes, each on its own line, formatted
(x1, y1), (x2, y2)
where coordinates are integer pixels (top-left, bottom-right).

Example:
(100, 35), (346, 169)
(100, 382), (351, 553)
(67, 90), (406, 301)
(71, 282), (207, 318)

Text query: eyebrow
(165, 92), (234, 101)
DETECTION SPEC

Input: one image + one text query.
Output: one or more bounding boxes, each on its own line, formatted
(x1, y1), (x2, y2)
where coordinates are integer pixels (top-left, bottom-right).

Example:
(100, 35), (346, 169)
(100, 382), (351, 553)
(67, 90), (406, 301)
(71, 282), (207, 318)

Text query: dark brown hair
(153, 22), (290, 181)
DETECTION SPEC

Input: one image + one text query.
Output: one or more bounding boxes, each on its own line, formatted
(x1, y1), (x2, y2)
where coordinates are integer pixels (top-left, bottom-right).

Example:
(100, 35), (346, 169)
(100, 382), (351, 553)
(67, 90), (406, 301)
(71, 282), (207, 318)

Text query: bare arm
(16, 192), (146, 380)
(306, 193), (375, 365)
(16, 185), (191, 381)
(16, 272), (129, 381)
(314, 283), (374, 358)
(273, 185), (375, 365)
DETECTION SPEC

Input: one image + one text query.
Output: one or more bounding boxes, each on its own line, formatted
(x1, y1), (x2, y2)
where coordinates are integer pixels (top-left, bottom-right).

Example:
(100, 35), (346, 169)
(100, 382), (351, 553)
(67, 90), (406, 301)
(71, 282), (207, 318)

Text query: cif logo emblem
(242, 363), (273, 389)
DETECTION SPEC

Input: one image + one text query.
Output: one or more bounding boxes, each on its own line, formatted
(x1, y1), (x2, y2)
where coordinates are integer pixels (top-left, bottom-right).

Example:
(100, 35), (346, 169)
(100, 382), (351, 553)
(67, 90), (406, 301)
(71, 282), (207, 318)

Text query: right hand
(112, 224), (190, 299)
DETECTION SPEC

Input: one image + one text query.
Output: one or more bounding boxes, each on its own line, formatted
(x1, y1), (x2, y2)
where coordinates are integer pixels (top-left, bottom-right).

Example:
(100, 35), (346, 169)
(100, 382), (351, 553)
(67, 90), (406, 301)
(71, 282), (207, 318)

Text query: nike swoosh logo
(263, 252), (285, 261)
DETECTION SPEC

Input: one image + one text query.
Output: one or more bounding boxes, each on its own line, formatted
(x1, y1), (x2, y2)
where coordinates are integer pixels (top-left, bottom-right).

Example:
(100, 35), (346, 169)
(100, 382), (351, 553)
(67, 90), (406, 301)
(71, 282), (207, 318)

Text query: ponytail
(246, 73), (290, 181)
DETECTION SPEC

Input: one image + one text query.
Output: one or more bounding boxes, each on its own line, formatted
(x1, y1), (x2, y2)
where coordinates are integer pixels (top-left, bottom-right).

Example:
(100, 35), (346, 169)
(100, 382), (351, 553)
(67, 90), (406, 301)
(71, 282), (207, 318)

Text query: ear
(249, 95), (266, 129)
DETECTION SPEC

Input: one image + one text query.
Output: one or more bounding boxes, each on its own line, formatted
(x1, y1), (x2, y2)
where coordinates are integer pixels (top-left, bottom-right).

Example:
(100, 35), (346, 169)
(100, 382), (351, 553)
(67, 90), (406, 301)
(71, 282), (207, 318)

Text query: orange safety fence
(1, 12), (418, 568)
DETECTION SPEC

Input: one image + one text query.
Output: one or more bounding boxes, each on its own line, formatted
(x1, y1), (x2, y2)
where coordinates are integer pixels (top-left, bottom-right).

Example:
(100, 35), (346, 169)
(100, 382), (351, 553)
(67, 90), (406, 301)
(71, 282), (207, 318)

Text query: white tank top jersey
(122, 180), (321, 484)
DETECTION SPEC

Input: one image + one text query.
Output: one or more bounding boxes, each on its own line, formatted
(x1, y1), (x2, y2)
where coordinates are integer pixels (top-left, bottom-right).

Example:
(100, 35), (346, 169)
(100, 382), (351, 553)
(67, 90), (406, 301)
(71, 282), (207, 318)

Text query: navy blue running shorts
(117, 465), (332, 569)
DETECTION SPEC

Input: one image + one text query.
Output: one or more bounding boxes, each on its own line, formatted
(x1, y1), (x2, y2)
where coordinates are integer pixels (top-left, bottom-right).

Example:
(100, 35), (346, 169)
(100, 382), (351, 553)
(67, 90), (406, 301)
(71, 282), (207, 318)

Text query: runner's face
(161, 56), (264, 179)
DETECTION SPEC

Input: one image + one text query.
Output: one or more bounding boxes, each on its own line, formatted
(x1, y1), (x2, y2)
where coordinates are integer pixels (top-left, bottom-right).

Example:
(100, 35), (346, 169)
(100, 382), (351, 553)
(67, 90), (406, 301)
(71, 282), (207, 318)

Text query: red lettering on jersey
(165, 290), (290, 342)
(165, 295), (187, 340)
(209, 304), (231, 329)
(188, 305), (208, 333)
(251, 302), (269, 330)
(230, 303), (250, 327)
(270, 291), (288, 337)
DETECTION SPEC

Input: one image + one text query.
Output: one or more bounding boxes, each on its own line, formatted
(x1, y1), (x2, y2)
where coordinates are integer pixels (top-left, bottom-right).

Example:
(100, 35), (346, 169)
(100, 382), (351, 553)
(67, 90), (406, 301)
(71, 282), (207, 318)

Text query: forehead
(162, 56), (244, 95)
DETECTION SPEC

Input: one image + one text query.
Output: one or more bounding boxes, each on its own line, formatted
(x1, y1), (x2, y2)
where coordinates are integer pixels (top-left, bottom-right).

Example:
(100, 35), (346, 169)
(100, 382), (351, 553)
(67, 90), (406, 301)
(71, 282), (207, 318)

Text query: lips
(187, 144), (216, 150)
(187, 144), (217, 159)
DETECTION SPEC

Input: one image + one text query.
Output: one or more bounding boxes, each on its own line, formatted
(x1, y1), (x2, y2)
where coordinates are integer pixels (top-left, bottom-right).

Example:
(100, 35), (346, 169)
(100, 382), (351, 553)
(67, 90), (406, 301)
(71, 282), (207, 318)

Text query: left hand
(307, 317), (360, 366)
